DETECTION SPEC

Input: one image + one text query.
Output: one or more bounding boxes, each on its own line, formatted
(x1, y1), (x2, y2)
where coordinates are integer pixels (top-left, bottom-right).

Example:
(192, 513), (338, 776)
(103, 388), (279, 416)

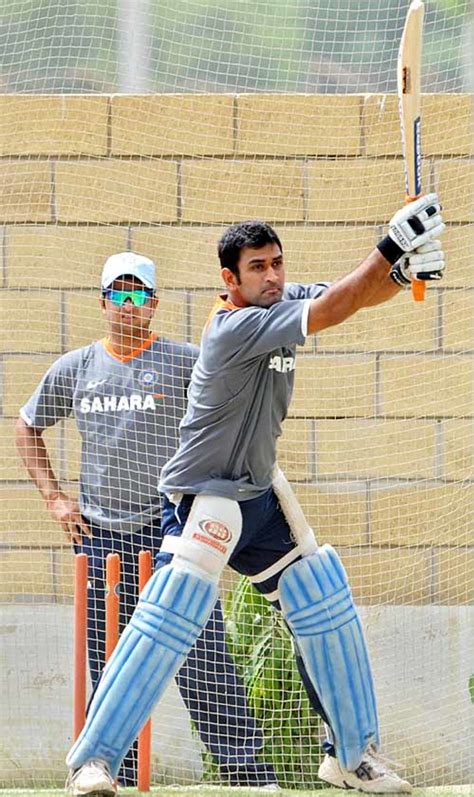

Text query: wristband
(376, 235), (404, 266)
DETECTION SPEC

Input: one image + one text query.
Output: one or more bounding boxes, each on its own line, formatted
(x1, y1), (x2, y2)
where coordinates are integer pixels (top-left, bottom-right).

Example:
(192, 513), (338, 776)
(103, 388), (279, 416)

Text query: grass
(0, 787), (471, 797)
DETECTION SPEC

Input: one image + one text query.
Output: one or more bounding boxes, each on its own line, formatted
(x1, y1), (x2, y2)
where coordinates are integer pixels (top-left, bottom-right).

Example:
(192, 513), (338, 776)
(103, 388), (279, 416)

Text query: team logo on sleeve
(138, 369), (159, 388)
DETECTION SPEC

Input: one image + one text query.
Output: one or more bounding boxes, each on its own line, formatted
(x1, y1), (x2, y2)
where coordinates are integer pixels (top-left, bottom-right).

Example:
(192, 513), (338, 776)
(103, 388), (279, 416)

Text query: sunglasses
(103, 289), (155, 307)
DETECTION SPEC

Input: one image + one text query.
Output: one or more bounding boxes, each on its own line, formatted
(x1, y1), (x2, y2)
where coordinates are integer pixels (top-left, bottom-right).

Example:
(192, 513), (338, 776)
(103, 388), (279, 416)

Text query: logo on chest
(268, 354), (295, 373)
(79, 393), (163, 414)
(138, 369), (160, 388)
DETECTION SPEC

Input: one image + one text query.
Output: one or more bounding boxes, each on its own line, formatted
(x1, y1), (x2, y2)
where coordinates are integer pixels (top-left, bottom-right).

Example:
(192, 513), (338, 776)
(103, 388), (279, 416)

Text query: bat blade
(397, 0), (425, 302)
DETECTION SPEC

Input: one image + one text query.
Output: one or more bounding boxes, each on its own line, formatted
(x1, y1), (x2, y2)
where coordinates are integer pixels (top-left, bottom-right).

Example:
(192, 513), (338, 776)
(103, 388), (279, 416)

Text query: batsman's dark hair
(217, 220), (283, 276)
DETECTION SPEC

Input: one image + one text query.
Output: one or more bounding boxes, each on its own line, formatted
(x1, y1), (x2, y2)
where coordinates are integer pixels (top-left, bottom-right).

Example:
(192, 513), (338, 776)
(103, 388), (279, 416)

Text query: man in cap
(16, 252), (279, 789)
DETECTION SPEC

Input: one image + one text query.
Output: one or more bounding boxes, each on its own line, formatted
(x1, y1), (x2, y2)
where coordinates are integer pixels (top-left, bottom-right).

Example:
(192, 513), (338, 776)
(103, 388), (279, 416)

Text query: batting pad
(279, 545), (379, 771)
(67, 564), (218, 777)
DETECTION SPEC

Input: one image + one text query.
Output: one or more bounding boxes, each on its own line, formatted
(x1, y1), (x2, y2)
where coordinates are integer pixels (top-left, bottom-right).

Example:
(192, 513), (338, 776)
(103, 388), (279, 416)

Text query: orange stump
(73, 553), (88, 741)
(76, 550), (152, 790)
(137, 550), (153, 792)
(105, 553), (121, 661)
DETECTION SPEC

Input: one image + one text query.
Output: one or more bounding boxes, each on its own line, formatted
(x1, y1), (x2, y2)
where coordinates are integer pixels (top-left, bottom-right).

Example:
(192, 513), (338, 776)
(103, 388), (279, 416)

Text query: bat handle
(406, 193), (426, 302)
(411, 278), (425, 301)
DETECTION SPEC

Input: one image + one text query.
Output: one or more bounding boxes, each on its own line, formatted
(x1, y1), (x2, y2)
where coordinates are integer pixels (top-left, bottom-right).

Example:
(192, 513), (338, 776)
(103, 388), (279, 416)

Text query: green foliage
(224, 577), (323, 790)
(469, 674), (474, 704)
(433, 0), (468, 14)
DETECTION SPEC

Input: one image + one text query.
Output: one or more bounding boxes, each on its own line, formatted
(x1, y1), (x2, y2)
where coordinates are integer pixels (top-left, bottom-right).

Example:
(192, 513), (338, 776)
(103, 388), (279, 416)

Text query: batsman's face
(222, 243), (285, 308)
(100, 276), (158, 337)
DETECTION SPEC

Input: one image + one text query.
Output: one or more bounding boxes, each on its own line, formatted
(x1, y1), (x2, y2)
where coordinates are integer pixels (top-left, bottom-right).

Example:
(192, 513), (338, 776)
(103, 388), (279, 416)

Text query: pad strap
(272, 466), (317, 555)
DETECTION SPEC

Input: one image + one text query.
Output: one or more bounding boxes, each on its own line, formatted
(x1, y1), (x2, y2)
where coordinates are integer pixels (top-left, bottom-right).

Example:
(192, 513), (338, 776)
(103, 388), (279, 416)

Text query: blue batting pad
(279, 545), (379, 771)
(67, 564), (217, 777)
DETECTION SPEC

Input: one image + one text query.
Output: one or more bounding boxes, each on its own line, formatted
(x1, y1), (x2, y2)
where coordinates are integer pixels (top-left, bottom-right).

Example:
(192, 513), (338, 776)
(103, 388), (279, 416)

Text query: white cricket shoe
(66, 758), (117, 796)
(318, 748), (412, 794)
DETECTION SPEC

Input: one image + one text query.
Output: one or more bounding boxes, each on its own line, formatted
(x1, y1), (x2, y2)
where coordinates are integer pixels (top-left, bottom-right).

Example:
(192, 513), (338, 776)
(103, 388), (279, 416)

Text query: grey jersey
(160, 282), (329, 500)
(21, 334), (198, 533)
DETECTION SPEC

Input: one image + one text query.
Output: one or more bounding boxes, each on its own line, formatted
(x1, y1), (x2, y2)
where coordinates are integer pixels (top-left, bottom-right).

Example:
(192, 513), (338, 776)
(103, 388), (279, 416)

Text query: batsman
(66, 194), (445, 796)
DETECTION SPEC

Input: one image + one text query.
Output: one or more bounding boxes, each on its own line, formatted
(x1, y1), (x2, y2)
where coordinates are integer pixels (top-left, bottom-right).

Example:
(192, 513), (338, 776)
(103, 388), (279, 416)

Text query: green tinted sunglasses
(103, 289), (154, 307)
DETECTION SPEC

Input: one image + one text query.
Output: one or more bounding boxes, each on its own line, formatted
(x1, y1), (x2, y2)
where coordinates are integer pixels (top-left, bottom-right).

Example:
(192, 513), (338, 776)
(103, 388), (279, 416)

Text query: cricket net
(0, 0), (472, 790)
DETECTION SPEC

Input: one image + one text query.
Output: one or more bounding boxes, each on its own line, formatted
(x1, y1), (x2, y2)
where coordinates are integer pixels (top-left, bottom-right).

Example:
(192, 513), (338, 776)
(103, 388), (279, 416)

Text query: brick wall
(0, 94), (472, 605)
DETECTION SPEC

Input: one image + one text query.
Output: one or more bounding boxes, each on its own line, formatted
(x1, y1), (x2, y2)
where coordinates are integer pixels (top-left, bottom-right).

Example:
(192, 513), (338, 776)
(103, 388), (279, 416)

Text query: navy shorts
(160, 488), (333, 735)
(159, 487), (302, 601)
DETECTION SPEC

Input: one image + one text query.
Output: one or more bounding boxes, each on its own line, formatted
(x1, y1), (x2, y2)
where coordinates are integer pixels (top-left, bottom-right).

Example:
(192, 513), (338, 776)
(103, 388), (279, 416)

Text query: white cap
(101, 252), (156, 290)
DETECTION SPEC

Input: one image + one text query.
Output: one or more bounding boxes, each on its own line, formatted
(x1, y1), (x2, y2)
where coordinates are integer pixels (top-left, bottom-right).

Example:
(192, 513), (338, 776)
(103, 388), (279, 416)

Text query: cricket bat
(397, 0), (425, 302)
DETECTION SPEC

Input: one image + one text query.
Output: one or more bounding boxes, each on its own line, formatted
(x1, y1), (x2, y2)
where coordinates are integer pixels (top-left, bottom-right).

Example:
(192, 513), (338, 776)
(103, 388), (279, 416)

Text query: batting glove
(377, 193), (445, 265)
(390, 240), (446, 288)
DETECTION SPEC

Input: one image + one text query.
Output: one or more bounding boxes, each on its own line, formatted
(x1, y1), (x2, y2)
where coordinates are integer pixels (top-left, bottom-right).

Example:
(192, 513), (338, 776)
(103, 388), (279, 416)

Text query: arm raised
(307, 193), (444, 335)
(307, 247), (397, 334)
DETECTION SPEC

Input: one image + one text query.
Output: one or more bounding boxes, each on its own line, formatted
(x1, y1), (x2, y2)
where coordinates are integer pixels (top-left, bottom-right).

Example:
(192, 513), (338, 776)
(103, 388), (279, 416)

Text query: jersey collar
(101, 332), (158, 363)
(205, 294), (240, 328)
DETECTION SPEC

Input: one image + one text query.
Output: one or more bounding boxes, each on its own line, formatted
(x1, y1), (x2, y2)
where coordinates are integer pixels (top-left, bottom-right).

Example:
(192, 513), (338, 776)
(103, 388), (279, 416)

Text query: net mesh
(0, 1), (468, 94)
(0, 0), (472, 790)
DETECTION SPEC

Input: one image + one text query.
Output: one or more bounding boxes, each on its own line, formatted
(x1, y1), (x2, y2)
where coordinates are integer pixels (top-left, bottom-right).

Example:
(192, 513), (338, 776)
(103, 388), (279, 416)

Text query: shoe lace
(361, 746), (403, 777)
(354, 759), (378, 781)
(89, 758), (112, 774)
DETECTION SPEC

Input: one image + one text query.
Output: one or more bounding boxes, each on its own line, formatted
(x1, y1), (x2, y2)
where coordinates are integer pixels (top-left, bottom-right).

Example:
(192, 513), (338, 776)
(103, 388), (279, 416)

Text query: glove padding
(388, 193), (445, 253)
(390, 240), (446, 288)
(377, 193), (445, 265)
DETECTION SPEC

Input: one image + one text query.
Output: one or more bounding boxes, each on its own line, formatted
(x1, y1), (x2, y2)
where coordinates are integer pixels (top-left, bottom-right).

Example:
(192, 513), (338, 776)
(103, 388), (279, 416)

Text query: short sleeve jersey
(21, 334), (198, 533)
(160, 282), (329, 500)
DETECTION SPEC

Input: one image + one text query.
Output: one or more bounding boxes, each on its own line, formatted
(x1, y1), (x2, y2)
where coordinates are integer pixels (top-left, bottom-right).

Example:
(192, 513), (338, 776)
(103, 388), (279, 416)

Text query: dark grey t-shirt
(21, 334), (198, 533)
(160, 282), (329, 500)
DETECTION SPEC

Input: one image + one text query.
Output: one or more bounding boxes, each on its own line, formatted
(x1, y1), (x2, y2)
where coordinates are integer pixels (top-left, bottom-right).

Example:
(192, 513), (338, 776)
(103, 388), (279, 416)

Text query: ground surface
(0, 786), (471, 797)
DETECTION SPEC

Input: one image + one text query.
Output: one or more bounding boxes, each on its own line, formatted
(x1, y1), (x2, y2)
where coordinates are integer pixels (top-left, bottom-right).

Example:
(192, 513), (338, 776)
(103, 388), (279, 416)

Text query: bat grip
(406, 194), (426, 302)
(411, 278), (425, 301)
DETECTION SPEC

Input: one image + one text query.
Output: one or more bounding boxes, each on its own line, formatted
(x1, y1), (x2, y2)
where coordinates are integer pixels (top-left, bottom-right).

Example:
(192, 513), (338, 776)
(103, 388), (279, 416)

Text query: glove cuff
(376, 235), (404, 265)
(389, 263), (411, 288)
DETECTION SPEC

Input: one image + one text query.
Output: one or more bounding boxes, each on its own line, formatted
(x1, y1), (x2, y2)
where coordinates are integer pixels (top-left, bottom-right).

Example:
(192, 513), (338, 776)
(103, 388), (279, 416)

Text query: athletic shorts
(158, 488), (302, 601)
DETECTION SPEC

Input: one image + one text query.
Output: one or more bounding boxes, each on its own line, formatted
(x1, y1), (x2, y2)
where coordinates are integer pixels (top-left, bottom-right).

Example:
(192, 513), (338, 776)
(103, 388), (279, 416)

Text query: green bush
(224, 577), (324, 789)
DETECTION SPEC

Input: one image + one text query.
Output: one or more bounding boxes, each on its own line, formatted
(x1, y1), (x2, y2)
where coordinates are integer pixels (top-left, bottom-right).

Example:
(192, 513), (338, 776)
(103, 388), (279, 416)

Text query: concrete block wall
(0, 94), (472, 606)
